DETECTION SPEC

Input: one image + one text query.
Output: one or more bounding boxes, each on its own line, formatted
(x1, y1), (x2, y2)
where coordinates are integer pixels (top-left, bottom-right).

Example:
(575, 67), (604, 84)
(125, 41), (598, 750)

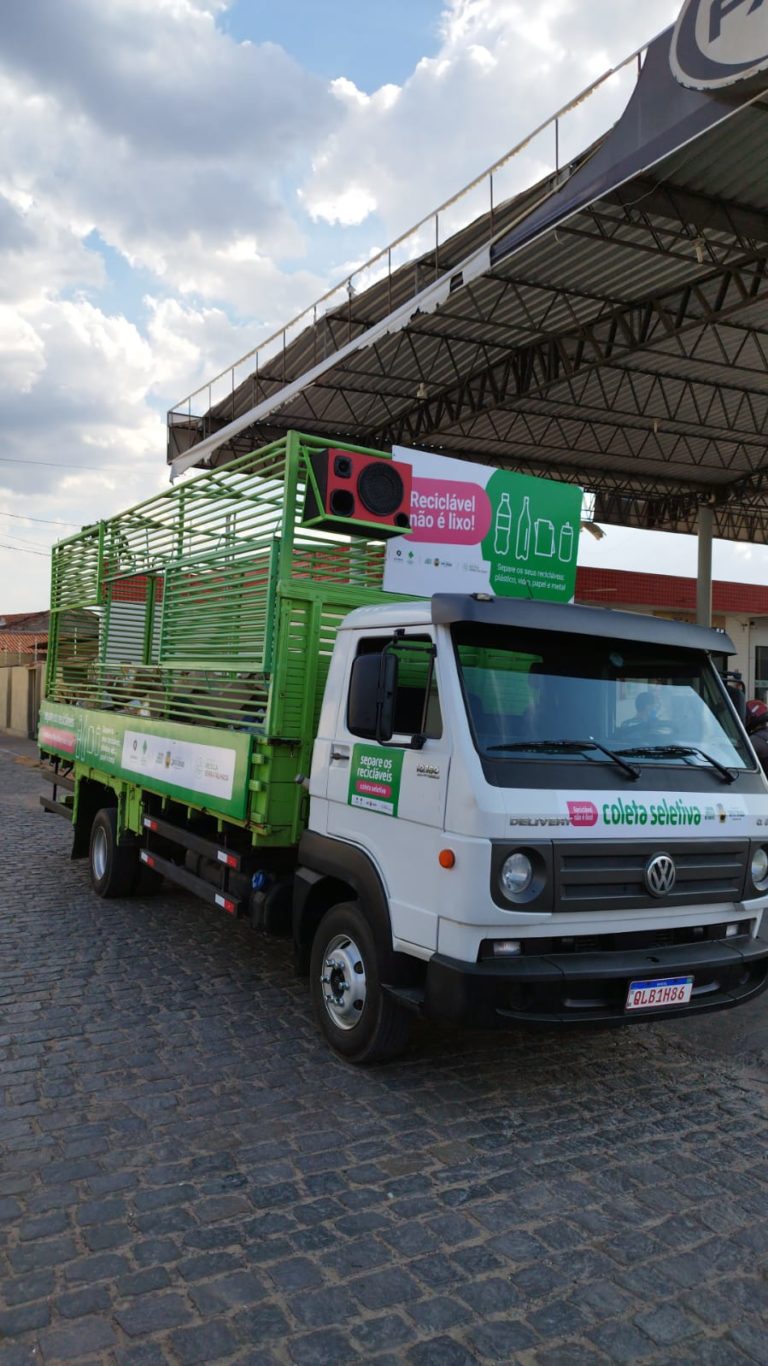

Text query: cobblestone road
(1, 741), (767, 1365)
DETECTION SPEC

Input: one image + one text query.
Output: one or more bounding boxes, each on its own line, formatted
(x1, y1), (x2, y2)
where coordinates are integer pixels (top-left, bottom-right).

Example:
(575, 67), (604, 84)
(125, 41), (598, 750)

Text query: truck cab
(297, 593), (768, 1061)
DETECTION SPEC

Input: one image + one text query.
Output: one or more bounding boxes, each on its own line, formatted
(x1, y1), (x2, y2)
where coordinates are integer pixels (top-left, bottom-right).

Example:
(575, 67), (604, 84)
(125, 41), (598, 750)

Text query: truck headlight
(500, 852), (533, 899)
(751, 846), (768, 892)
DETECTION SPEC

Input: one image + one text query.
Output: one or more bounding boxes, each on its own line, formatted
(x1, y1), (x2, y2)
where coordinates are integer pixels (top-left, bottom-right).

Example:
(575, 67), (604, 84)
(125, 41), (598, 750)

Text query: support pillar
(696, 504), (714, 628)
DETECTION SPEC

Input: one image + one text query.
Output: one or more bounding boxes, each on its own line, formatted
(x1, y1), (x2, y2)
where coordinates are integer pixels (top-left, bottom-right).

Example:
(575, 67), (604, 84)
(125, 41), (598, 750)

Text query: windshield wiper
(486, 739), (640, 781)
(616, 744), (737, 785)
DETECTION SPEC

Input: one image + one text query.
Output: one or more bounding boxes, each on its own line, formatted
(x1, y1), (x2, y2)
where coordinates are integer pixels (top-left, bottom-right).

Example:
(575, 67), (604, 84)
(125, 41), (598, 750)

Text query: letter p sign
(710, 0), (765, 43)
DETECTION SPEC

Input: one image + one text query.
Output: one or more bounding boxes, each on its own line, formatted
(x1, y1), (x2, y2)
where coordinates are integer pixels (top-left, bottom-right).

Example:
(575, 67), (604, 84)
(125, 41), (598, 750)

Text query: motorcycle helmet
(745, 699), (768, 733)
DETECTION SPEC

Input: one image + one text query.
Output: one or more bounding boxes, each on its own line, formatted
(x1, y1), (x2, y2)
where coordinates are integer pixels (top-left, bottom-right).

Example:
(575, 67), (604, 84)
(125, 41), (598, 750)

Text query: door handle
(331, 748), (350, 762)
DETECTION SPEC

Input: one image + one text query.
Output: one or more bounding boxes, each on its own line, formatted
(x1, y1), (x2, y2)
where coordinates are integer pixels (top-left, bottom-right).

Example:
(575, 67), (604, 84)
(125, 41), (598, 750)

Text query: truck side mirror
(348, 652), (398, 741)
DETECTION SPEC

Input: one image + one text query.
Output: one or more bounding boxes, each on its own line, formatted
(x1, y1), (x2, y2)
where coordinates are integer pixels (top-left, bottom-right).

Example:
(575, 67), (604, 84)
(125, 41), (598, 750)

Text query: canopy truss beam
(372, 249), (768, 449)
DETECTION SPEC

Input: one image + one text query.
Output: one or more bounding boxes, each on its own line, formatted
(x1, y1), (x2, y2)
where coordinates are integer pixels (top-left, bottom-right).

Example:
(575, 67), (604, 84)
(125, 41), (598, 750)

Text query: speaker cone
(330, 489), (355, 517)
(357, 463), (405, 516)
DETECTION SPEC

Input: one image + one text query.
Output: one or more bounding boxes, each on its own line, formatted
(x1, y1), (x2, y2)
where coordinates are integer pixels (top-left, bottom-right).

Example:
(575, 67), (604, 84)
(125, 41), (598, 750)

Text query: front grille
(553, 838), (749, 914)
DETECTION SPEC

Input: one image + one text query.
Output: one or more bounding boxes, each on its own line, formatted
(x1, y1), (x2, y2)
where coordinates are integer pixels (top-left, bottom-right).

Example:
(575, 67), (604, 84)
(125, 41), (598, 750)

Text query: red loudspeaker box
(302, 448), (412, 538)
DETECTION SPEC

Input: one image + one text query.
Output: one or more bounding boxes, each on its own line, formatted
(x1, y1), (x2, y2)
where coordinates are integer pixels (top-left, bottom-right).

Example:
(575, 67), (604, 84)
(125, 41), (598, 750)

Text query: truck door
(325, 632), (450, 952)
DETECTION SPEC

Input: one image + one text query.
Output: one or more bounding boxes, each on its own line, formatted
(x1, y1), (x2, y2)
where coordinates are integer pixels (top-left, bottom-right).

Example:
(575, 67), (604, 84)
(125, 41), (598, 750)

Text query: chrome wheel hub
(320, 933), (367, 1030)
(92, 827), (108, 880)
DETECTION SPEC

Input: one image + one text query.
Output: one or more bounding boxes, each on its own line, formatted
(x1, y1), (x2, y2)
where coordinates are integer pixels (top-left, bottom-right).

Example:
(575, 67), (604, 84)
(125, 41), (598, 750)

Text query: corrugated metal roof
(169, 29), (768, 540)
(659, 102), (768, 212)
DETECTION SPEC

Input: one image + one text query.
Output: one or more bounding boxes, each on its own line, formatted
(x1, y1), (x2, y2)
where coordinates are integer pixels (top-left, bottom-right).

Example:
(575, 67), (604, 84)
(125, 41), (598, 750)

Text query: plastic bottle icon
(494, 492), (512, 556)
(559, 523), (574, 563)
(515, 495), (531, 561)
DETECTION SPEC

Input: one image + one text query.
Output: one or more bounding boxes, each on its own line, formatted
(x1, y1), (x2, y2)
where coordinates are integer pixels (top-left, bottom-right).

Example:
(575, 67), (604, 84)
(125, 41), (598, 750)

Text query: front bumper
(425, 934), (768, 1026)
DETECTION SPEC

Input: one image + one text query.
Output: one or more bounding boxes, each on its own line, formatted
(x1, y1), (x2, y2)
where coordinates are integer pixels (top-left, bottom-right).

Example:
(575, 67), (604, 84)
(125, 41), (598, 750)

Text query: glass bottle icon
(494, 492), (512, 556)
(559, 523), (574, 563)
(515, 495), (531, 560)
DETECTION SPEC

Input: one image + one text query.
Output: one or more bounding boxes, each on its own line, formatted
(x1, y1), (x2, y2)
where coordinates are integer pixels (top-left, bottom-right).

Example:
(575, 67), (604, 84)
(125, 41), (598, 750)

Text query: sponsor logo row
(510, 798), (748, 829)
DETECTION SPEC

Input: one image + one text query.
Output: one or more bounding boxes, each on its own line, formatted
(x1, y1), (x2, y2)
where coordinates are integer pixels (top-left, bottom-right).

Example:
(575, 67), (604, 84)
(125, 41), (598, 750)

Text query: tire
(89, 807), (138, 899)
(309, 902), (412, 1064)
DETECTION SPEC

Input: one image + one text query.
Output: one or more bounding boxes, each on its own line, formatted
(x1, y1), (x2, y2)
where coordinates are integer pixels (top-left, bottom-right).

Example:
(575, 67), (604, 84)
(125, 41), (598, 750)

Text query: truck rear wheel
(89, 807), (138, 899)
(310, 902), (412, 1064)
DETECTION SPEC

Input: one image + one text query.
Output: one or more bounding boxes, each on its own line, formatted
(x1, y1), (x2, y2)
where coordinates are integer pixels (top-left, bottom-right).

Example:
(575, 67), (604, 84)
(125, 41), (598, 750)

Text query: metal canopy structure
(168, 18), (768, 546)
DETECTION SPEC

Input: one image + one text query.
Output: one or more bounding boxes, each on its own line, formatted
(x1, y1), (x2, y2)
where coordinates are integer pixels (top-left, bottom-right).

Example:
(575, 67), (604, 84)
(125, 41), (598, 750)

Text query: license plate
(625, 976), (693, 1011)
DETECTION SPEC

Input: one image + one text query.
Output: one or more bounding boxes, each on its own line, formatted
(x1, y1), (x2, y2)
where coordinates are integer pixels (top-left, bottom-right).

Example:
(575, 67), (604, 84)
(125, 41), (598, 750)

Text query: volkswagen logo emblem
(671, 0), (768, 90)
(645, 853), (676, 897)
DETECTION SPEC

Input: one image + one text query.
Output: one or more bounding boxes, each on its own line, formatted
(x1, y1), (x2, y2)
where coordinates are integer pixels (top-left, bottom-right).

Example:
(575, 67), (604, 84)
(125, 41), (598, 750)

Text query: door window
(349, 635), (442, 740)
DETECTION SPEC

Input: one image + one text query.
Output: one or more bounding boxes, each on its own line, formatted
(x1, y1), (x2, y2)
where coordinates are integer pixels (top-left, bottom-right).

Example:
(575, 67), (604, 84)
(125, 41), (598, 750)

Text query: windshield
(453, 623), (753, 772)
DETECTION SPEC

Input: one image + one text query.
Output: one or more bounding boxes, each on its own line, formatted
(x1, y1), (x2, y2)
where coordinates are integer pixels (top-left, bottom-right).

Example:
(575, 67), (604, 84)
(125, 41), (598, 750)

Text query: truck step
(139, 850), (242, 917)
(142, 815), (242, 870)
(40, 765), (75, 791)
(39, 795), (73, 819)
(384, 984), (425, 1014)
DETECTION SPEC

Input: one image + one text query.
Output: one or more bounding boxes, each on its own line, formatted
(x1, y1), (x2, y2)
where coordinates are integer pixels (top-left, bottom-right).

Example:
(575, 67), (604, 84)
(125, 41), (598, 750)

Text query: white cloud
(2, 0), (333, 160)
(0, 306), (45, 395)
(145, 295), (257, 398)
(0, 286), (255, 609)
(305, 184), (379, 228)
(0, 189), (104, 308)
(302, 0), (681, 237)
(0, 0), (347, 608)
(0, 295), (162, 498)
(0, 0), (341, 313)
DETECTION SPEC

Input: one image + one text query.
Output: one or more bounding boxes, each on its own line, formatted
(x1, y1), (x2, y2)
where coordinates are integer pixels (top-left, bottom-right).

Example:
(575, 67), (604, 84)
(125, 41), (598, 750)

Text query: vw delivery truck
(38, 432), (768, 1062)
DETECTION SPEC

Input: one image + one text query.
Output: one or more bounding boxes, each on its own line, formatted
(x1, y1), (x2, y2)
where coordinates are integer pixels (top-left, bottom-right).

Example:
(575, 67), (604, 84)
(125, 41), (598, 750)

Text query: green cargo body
(40, 432), (405, 847)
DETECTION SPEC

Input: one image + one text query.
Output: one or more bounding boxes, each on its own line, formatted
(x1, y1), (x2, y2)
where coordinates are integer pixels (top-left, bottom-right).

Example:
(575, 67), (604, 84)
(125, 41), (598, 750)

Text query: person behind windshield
(745, 700), (768, 776)
(622, 690), (659, 731)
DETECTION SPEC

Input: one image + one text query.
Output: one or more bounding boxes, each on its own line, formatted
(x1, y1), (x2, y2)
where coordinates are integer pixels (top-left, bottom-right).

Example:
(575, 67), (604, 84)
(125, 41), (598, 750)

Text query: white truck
(39, 434), (768, 1062)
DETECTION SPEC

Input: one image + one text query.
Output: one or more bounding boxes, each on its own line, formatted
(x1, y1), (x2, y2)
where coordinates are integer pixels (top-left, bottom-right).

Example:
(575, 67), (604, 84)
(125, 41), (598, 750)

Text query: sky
(3, 0), (767, 613)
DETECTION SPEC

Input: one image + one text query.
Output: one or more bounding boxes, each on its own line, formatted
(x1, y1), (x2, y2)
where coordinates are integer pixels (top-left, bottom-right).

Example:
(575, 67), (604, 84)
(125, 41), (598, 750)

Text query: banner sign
(383, 448), (582, 602)
(38, 702), (252, 820)
(348, 744), (404, 817)
(507, 787), (768, 839)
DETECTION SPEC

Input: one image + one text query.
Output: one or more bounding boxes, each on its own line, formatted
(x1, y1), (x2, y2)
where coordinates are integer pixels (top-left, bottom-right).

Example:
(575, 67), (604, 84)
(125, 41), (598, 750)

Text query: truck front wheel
(310, 902), (412, 1064)
(89, 807), (138, 898)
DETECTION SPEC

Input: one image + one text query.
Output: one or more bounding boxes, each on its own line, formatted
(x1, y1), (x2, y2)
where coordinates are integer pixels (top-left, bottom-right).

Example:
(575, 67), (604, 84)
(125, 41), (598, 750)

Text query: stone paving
(1, 740), (767, 1364)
